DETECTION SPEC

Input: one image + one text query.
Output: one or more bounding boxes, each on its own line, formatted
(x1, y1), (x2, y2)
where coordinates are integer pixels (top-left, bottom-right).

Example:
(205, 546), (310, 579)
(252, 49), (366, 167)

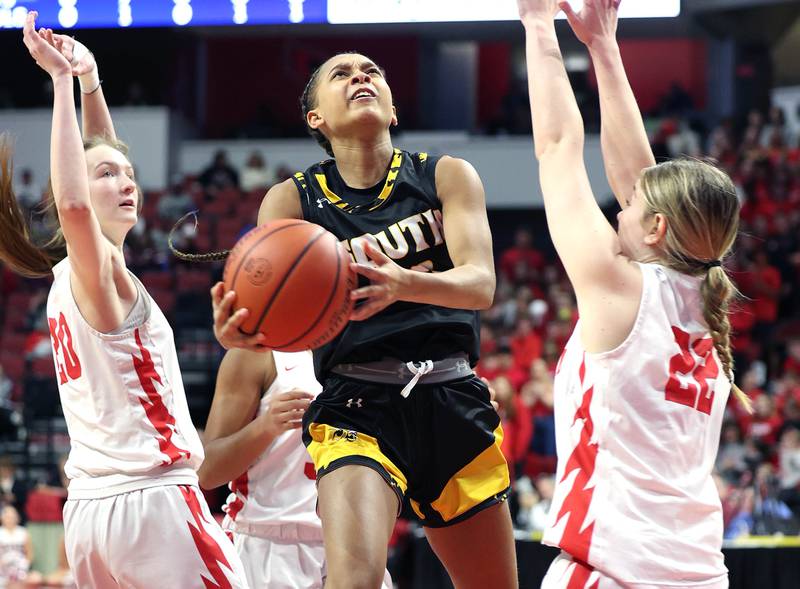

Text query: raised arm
(518, 1), (619, 291)
(198, 349), (314, 490)
(560, 0), (655, 206)
(37, 29), (115, 140)
(350, 156), (495, 321)
(24, 13), (131, 327)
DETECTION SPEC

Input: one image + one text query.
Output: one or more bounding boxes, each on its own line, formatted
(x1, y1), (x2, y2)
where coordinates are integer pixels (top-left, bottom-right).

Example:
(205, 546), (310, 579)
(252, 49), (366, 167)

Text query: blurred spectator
(760, 106), (792, 149)
(12, 168), (42, 213)
(515, 474), (555, 533)
(198, 150), (240, 194)
(778, 427), (800, 514)
(0, 505), (39, 586)
(0, 459), (28, 524)
(490, 376), (532, 479)
(0, 366), (20, 442)
(240, 151), (276, 192)
(498, 228), (544, 286)
(716, 422), (747, 481)
(157, 177), (195, 222)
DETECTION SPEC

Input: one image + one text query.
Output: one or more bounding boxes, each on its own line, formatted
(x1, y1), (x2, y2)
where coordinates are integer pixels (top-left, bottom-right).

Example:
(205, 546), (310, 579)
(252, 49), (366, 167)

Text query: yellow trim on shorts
(306, 423), (408, 495)
(429, 423), (509, 523)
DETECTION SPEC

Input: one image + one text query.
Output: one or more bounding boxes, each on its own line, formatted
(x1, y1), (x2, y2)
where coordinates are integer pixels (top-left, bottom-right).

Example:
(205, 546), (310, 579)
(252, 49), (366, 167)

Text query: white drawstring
(399, 360), (434, 398)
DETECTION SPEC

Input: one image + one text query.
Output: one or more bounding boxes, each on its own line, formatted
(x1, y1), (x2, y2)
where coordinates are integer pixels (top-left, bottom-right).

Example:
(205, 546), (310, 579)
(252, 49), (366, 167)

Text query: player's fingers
(210, 282), (226, 306)
(275, 398), (312, 414)
(363, 241), (390, 265)
(279, 390), (316, 401)
(283, 419), (303, 430)
(350, 285), (382, 301)
(350, 263), (383, 282)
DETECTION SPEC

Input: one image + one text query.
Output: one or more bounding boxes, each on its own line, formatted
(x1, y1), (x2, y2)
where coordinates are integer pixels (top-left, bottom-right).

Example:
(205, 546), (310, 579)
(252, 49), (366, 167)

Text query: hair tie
(705, 260), (722, 270)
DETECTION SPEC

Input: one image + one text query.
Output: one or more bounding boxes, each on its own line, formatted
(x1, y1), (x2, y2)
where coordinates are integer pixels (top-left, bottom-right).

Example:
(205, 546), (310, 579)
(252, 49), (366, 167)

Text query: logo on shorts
(346, 398), (363, 408)
(332, 429), (358, 442)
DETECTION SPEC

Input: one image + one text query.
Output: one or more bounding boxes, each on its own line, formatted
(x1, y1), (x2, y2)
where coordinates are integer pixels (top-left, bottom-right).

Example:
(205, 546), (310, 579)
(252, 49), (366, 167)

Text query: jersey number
(665, 326), (718, 415)
(48, 313), (82, 384)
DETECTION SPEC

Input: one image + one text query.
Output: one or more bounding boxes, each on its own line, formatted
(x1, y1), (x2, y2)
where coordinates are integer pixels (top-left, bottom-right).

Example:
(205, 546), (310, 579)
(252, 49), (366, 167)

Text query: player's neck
(331, 140), (394, 189)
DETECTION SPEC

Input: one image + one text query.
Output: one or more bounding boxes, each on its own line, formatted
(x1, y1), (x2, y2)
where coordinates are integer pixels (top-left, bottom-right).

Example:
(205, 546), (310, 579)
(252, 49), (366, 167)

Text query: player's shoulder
(259, 179), (303, 223)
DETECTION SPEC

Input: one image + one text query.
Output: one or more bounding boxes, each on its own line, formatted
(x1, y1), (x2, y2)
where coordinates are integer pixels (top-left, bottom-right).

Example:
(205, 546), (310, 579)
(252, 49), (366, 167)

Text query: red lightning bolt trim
(180, 486), (235, 589)
(224, 471), (249, 523)
(132, 329), (190, 465)
(556, 354), (599, 564)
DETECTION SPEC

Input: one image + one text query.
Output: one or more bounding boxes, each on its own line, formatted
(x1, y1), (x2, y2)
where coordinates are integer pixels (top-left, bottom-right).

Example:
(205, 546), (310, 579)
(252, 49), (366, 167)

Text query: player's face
(616, 180), (657, 261)
(308, 54), (397, 141)
(85, 145), (139, 241)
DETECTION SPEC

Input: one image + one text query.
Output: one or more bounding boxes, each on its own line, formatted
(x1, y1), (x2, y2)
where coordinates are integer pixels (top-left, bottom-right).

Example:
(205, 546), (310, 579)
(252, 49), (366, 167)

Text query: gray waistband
(331, 355), (473, 385)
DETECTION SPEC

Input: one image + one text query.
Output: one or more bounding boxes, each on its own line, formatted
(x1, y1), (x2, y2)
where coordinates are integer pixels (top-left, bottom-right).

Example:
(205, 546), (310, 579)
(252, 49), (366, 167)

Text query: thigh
(109, 485), (249, 589)
(317, 465), (398, 589)
(424, 502), (518, 589)
(63, 499), (119, 589)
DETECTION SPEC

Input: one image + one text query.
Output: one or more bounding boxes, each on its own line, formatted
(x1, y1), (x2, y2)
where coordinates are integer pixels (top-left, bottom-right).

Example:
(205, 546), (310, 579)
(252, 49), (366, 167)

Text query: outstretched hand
(22, 12), (71, 79)
(46, 32), (97, 76)
(349, 242), (410, 322)
(559, 0), (621, 48)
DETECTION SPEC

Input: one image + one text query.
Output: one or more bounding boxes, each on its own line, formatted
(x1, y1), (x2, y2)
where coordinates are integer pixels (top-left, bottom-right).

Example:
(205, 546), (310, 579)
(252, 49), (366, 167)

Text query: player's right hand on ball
(260, 389), (314, 438)
(211, 282), (269, 352)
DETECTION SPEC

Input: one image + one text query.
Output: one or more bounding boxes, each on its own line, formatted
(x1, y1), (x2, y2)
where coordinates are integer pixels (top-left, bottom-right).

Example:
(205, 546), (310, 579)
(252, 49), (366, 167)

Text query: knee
(326, 561), (386, 589)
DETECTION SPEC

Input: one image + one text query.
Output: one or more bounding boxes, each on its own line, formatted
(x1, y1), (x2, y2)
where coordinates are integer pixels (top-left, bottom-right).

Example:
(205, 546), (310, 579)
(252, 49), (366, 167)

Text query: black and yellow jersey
(291, 148), (480, 378)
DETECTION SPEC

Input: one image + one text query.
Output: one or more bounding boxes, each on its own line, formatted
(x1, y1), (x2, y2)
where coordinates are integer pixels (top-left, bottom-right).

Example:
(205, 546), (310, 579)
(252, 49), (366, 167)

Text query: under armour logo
(346, 398), (363, 408)
(316, 198), (326, 209)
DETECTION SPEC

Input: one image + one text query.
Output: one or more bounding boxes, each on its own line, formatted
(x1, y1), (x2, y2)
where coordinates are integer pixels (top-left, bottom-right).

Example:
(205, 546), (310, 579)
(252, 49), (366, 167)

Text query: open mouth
(119, 199), (136, 209)
(351, 88), (376, 101)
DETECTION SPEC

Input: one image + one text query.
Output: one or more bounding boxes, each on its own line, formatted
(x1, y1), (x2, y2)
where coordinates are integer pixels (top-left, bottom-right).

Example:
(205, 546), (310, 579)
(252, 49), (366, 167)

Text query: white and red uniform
(48, 258), (247, 588)
(222, 351), (392, 589)
(542, 263), (729, 589)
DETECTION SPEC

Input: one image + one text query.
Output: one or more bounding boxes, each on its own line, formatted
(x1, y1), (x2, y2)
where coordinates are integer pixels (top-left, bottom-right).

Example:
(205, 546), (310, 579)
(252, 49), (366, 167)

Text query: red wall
(477, 42), (513, 126)
(204, 37), (420, 137)
(590, 39), (708, 113)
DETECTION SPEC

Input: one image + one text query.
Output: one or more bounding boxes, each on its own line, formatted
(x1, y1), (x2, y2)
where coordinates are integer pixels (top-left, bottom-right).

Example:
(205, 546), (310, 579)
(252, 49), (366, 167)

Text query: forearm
(523, 18), (584, 159)
(590, 39), (655, 204)
(81, 86), (116, 141)
(399, 264), (495, 310)
(198, 415), (278, 489)
(50, 75), (91, 211)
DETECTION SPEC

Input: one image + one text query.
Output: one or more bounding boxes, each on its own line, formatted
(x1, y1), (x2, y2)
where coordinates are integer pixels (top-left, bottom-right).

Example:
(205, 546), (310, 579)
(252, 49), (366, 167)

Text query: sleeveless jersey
(292, 148), (480, 377)
(222, 351), (323, 538)
(543, 263), (729, 585)
(47, 258), (202, 500)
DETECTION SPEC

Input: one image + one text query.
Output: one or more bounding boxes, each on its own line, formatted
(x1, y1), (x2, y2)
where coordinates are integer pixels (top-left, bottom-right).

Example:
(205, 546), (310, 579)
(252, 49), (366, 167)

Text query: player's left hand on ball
(349, 242), (410, 322)
(481, 377), (500, 412)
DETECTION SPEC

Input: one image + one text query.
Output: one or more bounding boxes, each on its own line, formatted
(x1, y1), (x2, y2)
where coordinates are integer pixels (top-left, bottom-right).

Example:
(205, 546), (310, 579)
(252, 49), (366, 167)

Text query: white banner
(328, 0), (680, 24)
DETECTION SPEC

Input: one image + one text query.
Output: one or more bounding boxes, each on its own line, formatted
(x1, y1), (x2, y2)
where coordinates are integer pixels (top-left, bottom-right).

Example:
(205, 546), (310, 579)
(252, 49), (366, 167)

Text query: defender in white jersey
(0, 16), (248, 587)
(199, 349), (393, 589)
(517, 0), (748, 587)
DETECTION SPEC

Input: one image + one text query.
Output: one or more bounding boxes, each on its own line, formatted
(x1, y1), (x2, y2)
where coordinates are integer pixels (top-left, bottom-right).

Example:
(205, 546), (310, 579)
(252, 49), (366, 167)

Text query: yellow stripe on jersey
(293, 172), (308, 192)
(306, 423), (409, 495)
(429, 424), (509, 523)
(368, 148), (404, 211)
(312, 149), (405, 213)
(314, 174), (351, 210)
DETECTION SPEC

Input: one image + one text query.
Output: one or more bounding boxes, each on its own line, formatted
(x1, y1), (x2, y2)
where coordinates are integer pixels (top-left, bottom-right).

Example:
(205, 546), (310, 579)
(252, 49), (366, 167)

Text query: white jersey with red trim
(47, 259), (203, 500)
(222, 351), (323, 538)
(543, 263), (729, 587)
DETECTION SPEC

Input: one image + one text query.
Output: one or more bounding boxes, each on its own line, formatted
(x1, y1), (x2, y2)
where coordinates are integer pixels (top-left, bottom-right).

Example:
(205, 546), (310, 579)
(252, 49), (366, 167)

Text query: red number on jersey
(48, 313), (82, 384)
(665, 326), (719, 415)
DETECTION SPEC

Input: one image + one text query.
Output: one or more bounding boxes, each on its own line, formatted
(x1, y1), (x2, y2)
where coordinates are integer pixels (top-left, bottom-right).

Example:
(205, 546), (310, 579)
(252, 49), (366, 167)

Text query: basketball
(222, 219), (356, 352)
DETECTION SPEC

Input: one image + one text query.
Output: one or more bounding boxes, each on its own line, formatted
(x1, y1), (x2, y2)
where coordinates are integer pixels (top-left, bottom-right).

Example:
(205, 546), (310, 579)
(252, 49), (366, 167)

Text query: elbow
(196, 463), (221, 491)
(534, 136), (584, 162)
(57, 200), (92, 218)
(476, 270), (496, 310)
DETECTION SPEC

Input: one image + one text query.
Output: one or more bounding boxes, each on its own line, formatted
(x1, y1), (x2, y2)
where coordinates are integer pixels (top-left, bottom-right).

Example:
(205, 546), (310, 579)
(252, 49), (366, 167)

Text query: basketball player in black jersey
(212, 53), (517, 589)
